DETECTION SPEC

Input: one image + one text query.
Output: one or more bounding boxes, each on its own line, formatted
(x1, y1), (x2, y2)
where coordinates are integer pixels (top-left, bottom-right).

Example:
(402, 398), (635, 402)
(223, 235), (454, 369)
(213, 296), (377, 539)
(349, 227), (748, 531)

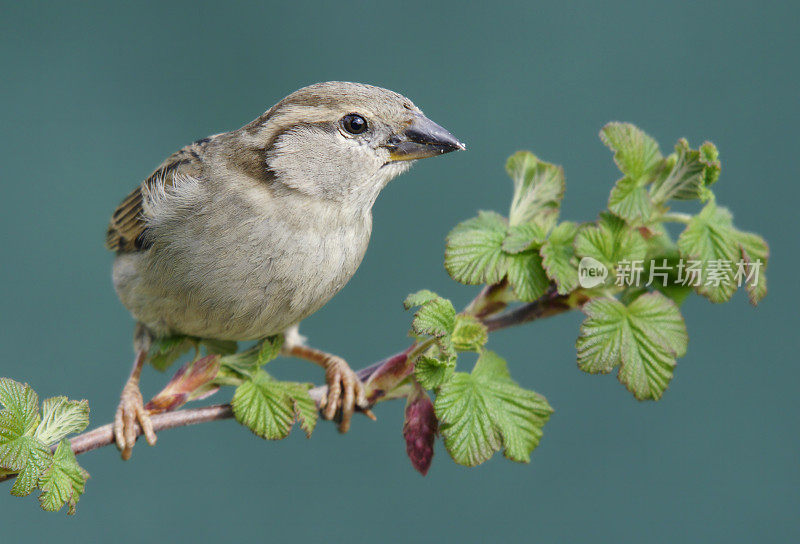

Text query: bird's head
(238, 82), (465, 207)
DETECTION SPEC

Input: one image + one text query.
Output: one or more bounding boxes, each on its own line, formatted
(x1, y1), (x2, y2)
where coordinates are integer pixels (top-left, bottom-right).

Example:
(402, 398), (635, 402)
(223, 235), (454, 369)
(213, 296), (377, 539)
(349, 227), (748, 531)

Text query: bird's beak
(384, 114), (466, 161)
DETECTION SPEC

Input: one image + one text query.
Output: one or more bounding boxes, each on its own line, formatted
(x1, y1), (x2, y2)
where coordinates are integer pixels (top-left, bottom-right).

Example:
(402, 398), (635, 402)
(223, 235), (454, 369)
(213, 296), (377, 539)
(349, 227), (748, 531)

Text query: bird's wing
(105, 137), (213, 252)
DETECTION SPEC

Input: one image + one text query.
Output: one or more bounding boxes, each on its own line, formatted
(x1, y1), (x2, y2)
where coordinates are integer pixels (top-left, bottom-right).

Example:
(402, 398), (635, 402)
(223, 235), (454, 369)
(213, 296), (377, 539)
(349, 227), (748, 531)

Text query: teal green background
(1, 1), (797, 541)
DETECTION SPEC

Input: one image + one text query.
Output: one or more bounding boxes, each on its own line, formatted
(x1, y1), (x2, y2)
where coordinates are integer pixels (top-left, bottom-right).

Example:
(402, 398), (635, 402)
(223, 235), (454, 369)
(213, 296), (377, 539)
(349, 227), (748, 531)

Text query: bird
(106, 81), (465, 459)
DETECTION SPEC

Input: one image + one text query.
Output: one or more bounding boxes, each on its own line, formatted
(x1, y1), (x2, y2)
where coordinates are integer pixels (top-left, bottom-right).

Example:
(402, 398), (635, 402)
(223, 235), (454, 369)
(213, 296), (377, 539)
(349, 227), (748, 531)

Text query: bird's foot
(318, 355), (375, 433)
(114, 380), (157, 460)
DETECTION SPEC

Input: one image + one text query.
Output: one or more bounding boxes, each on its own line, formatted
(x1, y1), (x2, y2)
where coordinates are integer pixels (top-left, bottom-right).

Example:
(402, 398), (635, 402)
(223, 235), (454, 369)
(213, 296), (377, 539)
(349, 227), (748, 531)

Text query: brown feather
(105, 137), (213, 252)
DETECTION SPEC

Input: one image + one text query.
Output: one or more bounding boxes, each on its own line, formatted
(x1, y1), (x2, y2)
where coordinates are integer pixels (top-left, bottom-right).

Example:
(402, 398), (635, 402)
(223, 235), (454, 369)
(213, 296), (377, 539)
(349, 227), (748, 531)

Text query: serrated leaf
(540, 221), (579, 294)
(736, 231), (769, 305)
(600, 122), (663, 180)
(502, 222), (549, 253)
(34, 397), (90, 447)
(415, 355), (456, 389)
(451, 315), (489, 352)
(650, 139), (720, 204)
(201, 338), (238, 355)
(444, 211), (509, 285)
(576, 292), (688, 400)
(37, 440), (89, 515)
(8, 437), (50, 497)
(506, 251), (550, 302)
(411, 296), (456, 356)
(0, 378), (40, 439)
(257, 334), (285, 366)
(403, 289), (439, 310)
(435, 351), (553, 466)
(506, 151), (564, 228)
(148, 336), (194, 371)
(677, 201), (740, 303)
(574, 213), (647, 276)
(284, 383), (317, 438)
(403, 385), (437, 476)
(608, 176), (656, 223)
(231, 371), (315, 440)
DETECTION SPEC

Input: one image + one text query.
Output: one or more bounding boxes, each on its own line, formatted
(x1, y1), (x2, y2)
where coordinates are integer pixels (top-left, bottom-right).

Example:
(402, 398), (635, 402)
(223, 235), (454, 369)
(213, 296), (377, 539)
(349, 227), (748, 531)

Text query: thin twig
(0, 287), (580, 483)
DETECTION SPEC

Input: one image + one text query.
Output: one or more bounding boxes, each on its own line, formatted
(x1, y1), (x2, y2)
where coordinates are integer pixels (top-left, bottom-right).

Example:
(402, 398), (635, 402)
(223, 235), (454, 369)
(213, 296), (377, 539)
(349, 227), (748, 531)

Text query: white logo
(578, 257), (608, 288)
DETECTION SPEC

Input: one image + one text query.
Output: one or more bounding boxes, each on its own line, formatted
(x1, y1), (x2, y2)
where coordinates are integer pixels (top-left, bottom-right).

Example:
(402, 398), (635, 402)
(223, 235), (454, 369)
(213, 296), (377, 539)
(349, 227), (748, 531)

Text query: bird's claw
(317, 355), (374, 433)
(114, 382), (157, 460)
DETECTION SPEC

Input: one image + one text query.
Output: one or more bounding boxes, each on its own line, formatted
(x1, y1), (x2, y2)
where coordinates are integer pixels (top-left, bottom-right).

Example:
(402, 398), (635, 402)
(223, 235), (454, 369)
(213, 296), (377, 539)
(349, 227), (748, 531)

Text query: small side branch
(0, 287), (582, 483)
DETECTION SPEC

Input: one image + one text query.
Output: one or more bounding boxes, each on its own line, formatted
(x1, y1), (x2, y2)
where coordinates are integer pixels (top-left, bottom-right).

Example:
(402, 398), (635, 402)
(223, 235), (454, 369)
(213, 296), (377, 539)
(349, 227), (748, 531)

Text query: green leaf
(736, 230), (769, 305)
(677, 201), (740, 303)
(403, 289), (439, 310)
(650, 139), (720, 204)
(574, 213), (647, 275)
(231, 371), (315, 440)
(37, 440), (89, 515)
(201, 338), (238, 355)
(506, 251), (550, 302)
(576, 292), (688, 400)
(0, 378), (40, 440)
(410, 296), (457, 355)
(284, 383), (317, 438)
(34, 397), (90, 447)
(435, 351), (553, 466)
(506, 151), (564, 228)
(7, 437), (51, 497)
(256, 334), (285, 366)
(608, 176), (656, 223)
(415, 355), (456, 389)
(451, 315), (489, 352)
(444, 211), (509, 285)
(148, 336), (194, 371)
(502, 222), (549, 253)
(540, 221), (579, 294)
(600, 122), (662, 180)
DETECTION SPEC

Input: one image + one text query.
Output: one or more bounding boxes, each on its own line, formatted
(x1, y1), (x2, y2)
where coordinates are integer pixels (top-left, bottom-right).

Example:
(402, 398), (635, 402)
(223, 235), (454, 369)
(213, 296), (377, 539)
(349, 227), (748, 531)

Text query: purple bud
(403, 386), (437, 476)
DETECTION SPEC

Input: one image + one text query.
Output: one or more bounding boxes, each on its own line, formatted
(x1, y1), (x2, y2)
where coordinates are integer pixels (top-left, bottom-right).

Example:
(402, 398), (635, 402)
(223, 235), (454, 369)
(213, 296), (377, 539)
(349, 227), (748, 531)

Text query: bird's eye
(341, 114), (368, 135)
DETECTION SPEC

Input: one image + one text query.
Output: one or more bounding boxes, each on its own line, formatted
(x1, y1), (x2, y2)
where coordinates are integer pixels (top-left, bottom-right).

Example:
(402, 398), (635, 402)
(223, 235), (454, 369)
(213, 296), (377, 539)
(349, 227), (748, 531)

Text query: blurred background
(1, 1), (797, 542)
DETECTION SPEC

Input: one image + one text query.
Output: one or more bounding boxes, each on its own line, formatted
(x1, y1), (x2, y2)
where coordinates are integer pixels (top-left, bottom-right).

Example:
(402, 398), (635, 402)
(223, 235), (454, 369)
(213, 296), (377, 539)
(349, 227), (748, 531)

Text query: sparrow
(106, 81), (465, 459)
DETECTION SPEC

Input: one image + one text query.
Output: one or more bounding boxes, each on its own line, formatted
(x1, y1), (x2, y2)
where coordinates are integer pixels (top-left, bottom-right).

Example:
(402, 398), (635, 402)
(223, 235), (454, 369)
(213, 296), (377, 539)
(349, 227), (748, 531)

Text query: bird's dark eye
(341, 114), (368, 135)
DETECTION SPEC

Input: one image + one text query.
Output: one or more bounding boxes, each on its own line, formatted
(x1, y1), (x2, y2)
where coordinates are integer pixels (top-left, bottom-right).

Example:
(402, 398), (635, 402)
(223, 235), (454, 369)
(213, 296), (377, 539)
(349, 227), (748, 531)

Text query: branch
(1, 286), (582, 483)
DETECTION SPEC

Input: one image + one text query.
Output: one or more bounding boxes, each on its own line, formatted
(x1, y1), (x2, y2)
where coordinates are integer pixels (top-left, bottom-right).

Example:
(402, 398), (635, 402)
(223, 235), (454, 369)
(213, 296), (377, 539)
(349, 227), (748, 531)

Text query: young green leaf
(736, 230), (769, 305)
(256, 334), (285, 366)
(37, 440), (89, 515)
(451, 314), (489, 352)
(506, 151), (564, 228)
(576, 292), (688, 400)
(444, 211), (509, 285)
(435, 351), (553, 466)
(0, 378), (40, 440)
(506, 251), (550, 302)
(540, 221), (579, 294)
(600, 122), (663, 181)
(410, 295), (457, 356)
(34, 397), (90, 447)
(201, 338), (238, 355)
(283, 383), (318, 438)
(502, 222), (549, 253)
(650, 139), (720, 204)
(231, 371), (315, 440)
(148, 336), (194, 371)
(415, 355), (456, 390)
(608, 176), (656, 223)
(574, 213), (647, 275)
(677, 201), (740, 303)
(403, 289), (440, 310)
(7, 438), (50, 497)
